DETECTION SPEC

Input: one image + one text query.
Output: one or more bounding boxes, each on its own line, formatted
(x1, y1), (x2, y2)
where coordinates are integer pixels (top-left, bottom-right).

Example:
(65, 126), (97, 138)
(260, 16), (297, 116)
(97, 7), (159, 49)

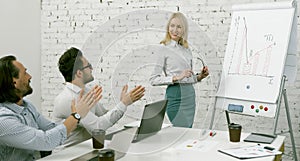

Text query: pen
(209, 131), (216, 137)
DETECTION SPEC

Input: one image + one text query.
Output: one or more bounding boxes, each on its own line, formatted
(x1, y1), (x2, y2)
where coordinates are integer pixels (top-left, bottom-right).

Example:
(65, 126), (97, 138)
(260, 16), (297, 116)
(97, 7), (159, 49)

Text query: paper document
(218, 145), (282, 159)
(175, 140), (218, 152)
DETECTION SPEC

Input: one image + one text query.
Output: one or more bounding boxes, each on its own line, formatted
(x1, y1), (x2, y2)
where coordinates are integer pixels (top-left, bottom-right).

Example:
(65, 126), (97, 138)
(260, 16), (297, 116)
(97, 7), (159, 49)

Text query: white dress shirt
(149, 40), (198, 86)
(52, 82), (126, 147)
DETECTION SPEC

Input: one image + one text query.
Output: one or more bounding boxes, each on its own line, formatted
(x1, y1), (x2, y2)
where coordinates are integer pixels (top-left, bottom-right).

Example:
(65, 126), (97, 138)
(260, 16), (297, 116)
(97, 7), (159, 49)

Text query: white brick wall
(41, 0), (300, 159)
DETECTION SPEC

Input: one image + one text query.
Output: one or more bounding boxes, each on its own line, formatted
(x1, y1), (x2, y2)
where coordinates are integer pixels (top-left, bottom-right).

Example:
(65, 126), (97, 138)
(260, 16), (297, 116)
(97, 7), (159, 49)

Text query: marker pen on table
(209, 131), (216, 137)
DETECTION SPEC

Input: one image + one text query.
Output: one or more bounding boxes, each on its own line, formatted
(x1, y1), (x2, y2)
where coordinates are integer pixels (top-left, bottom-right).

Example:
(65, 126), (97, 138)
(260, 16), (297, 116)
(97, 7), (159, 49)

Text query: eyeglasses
(80, 63), (92, 70)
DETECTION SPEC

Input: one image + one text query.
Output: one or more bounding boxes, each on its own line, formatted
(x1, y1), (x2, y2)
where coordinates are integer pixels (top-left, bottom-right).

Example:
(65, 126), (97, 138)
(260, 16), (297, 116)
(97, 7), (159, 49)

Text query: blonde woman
(150, 12), (209, 128)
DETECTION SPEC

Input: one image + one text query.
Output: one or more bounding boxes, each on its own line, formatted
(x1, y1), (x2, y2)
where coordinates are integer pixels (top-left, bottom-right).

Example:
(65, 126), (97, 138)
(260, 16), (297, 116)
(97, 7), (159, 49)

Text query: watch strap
(71, 112), (81, 123)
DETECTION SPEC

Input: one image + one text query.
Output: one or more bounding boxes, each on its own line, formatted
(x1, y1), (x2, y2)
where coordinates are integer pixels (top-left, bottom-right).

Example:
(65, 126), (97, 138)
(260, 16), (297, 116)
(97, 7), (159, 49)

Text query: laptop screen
(135, 99), (168, 141)
(105, 99), (168, 141)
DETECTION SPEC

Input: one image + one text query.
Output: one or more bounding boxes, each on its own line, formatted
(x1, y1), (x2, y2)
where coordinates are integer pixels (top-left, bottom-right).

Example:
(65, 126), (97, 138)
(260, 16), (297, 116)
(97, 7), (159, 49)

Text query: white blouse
(149, 40), (198, 86)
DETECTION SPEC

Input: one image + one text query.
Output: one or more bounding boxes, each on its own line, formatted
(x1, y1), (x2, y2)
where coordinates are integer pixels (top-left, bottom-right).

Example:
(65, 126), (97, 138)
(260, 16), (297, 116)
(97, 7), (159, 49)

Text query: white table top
(38, 127), (285, 161)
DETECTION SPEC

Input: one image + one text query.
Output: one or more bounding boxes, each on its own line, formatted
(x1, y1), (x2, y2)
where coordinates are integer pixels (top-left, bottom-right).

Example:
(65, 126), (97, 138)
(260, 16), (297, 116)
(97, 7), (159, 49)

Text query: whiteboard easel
(209, 1), (298, 160)
(215, 0), (297, 118)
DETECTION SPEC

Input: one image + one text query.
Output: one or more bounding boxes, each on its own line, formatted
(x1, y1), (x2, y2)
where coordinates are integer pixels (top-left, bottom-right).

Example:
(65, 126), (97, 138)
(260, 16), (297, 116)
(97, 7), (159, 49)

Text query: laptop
(105, 99), (168, 143)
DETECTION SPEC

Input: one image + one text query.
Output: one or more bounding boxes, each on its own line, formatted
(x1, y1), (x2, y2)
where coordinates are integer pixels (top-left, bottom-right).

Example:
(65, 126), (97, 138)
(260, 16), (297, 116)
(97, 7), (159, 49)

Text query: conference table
(38, 126), (285, 161)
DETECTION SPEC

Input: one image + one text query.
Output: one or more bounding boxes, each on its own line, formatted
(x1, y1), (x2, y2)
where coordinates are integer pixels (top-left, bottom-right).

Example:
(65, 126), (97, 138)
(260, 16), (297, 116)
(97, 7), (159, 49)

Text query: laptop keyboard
(105, 127), (138, 140)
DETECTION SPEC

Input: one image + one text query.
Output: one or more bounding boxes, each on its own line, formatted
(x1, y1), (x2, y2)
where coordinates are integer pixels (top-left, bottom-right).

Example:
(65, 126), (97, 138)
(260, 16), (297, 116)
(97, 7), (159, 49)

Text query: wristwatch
(71, 112), (81, 123)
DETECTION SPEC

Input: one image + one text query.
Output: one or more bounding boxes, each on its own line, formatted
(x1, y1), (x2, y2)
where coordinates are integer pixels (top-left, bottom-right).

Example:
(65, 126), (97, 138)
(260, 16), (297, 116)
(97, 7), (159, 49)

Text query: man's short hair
(58, 47), (83, 82)
(0, 55), (21, 103)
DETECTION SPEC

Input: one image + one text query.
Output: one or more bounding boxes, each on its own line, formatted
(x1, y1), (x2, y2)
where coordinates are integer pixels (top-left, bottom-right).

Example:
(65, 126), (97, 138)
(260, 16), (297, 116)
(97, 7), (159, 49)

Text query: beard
(83, 72), (94, 84)
(15, 84), (33, 99)
(23, 86), (33, 97)
(19, 84), (33, 97)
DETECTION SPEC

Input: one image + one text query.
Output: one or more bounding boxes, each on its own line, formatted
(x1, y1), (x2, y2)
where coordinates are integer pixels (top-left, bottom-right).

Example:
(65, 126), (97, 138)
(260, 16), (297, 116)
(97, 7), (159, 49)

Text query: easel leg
(273, 97), (282, 135)
(283, 89), (298, 161)
(273, 76), (286, 135)
(209, 96), (218, 130)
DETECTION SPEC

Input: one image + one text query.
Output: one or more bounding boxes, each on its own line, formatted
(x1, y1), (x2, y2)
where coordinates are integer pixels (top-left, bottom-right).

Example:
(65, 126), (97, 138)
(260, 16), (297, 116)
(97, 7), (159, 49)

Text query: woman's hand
(173, 69), (194, 82)
(197, 66), (209, 81)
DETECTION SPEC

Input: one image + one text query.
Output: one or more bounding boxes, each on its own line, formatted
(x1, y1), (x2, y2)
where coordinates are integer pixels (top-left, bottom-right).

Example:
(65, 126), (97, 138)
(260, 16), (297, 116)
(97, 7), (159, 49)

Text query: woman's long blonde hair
(160, 12), (189, 48)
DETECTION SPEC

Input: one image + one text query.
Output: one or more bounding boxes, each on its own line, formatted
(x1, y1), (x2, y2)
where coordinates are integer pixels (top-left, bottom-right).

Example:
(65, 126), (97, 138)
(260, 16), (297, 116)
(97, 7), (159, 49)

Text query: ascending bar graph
(227, 16), (276, 79)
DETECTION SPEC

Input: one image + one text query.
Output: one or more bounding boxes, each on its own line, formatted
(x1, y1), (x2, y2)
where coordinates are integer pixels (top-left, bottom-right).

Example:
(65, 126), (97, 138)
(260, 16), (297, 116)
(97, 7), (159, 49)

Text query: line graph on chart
(227, 16), (276, 79)
(217, 4), (295, 105)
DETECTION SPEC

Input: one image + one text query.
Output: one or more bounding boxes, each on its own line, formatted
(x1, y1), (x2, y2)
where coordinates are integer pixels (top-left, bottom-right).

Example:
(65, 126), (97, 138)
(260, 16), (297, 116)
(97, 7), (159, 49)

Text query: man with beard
(0, 55), (102, 161)
(53, 47), (145, 147)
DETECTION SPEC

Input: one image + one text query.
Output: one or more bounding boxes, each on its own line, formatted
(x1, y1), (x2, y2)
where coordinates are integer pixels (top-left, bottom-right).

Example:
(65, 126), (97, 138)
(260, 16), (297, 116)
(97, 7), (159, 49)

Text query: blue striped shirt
(0, 100), (67, 161)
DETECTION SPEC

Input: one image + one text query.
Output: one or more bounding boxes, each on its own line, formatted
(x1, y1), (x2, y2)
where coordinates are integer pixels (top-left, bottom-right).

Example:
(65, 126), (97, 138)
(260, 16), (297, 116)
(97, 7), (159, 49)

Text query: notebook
(105, 99), (168, 143)
(243, 133), (276, 144)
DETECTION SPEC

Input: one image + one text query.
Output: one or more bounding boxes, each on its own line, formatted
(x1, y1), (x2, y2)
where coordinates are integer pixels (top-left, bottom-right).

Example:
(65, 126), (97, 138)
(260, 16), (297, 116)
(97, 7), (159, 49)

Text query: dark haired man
(53, 47), (145, 147)
(0, 55), (102, 161)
